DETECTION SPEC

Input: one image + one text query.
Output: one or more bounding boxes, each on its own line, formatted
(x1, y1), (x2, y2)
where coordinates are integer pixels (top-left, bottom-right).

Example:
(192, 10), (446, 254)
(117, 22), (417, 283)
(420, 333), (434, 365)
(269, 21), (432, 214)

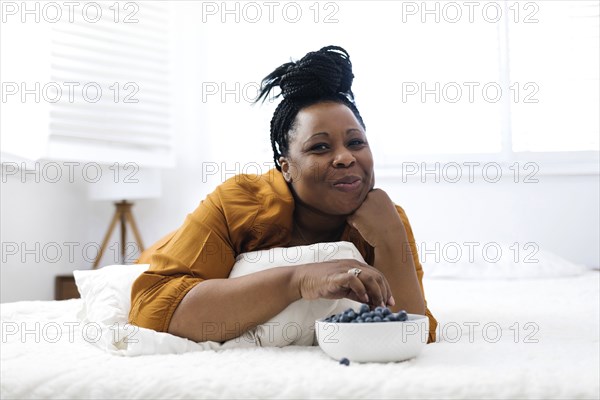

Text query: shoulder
(207, 168), (294, 251)
(212, 168), (292, 208)
(206, 168), (293, 233)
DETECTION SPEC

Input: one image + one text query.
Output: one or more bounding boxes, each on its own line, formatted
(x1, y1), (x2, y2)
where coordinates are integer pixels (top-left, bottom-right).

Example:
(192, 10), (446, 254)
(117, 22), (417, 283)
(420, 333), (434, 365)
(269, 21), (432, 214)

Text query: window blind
(1, 1), (175, 168)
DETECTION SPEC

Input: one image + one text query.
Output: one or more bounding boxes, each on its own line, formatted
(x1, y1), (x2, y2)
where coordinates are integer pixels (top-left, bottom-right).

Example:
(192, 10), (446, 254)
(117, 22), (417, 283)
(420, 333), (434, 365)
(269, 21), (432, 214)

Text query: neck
(292, 192), (347, 243)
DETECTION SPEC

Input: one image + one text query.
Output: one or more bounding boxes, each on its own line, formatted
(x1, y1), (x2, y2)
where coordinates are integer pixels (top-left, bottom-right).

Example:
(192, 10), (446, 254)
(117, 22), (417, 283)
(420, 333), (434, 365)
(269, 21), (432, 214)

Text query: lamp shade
(87, 166), (162, 201)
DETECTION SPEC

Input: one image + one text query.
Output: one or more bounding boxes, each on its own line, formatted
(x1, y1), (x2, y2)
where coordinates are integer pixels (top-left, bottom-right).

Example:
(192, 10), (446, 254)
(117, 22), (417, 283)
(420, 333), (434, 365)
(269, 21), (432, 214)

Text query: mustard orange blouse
(129, 168), (438, 343)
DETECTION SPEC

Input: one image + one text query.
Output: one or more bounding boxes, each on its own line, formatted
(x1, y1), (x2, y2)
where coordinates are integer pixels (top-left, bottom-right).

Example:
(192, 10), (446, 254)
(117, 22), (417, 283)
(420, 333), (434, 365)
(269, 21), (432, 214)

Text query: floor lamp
(88, 167), (161, 269)
(92, 200), (145, 269)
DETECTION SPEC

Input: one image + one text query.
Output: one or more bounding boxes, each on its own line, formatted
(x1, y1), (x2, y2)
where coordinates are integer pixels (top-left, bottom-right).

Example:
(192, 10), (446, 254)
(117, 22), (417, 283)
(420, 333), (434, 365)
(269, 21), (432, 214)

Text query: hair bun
(279, 46), (354, 101)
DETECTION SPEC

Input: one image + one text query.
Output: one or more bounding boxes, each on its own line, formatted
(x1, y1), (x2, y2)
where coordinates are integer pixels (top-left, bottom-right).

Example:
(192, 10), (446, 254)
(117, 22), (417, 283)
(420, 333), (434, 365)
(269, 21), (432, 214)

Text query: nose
(332, 148), (356, 168)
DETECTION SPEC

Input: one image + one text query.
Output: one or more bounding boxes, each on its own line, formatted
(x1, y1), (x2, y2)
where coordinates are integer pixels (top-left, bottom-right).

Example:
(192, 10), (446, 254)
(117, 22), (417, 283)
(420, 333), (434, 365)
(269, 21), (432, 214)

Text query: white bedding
(2, 272), (599, 399)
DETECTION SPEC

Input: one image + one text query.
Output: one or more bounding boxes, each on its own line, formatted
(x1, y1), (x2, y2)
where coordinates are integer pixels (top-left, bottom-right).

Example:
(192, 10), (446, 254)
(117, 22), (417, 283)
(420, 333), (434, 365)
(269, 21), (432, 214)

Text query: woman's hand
(292, 259), (395, 308)
(346, 189), (404, 248)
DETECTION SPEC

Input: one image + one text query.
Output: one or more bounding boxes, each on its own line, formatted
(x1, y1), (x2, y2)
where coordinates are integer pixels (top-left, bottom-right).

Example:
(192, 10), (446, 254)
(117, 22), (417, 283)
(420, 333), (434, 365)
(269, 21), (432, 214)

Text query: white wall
(378, 174), (599, 267)
(1, 4), (598, 303)
(3, 164), (598, 303)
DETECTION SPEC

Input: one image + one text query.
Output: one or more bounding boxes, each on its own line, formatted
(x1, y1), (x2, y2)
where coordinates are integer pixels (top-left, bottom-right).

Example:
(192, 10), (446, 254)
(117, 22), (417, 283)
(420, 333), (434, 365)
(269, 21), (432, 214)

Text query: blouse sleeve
(129, 179), (260, 332)
(395, 205), (438, 344)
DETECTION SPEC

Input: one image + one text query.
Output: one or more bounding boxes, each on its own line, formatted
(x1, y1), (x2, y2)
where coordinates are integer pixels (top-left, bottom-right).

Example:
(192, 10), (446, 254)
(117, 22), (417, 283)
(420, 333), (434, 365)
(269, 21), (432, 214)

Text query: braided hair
(254, 46), (366, 171)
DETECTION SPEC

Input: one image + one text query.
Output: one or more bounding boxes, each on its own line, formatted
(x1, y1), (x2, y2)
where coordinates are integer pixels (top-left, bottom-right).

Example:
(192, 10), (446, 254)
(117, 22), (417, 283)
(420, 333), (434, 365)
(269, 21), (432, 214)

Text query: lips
(332, 176), (362, 192)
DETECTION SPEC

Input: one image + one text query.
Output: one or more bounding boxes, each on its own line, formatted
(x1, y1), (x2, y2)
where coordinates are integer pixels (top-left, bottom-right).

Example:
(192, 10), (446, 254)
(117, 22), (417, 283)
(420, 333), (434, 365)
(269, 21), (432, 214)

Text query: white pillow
(74, 264), (150, 326)
(225, 241), (363, 348)
(76, 263), (232, 356)
(72, 241), (365, 354)
(422, 242), (588, 279)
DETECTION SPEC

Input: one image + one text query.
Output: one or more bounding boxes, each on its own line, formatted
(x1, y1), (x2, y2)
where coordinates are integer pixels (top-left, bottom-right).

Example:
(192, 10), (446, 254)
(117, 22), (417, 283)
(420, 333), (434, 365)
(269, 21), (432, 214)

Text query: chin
(328, 201), (362, 216)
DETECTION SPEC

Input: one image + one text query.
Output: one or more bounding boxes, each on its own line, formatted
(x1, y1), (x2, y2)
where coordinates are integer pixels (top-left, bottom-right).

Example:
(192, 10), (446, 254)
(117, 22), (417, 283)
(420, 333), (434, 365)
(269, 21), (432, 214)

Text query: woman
(129, 46), (438, 344)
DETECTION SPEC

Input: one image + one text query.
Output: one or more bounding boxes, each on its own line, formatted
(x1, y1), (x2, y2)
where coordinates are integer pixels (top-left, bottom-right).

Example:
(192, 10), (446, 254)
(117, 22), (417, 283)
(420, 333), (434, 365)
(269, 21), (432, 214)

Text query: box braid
(254, 46), (366, 171)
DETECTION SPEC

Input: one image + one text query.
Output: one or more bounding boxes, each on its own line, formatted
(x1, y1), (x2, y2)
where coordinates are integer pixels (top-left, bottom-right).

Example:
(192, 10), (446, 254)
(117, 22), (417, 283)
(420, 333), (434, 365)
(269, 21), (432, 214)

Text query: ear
(279, 156), (293, 183)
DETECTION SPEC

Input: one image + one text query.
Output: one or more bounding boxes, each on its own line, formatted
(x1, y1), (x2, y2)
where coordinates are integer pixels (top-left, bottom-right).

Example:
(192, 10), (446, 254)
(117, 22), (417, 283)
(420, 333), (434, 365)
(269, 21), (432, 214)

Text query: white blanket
(2, 272), (599, 399)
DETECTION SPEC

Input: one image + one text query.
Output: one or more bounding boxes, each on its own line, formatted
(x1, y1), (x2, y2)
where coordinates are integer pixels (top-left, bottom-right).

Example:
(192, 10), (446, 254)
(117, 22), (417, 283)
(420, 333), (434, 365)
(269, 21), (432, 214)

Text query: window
(1, 1), (175, 168)
(195, 1), (599, 172)
(508, 1), (599, 153)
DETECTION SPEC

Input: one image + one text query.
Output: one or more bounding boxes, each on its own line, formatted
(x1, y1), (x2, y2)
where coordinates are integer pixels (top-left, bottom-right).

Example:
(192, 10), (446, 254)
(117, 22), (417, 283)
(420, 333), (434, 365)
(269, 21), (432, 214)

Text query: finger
(335, 273), (369, 304)
(345, 291), (365, 304)
(379, 271), (395, 307)
(356, 263), (393, 307)
(346, 262), (382, 306)
(383, 276), (396, 307)
(359, 273), (385, 308)
(374, 273), (391, 308)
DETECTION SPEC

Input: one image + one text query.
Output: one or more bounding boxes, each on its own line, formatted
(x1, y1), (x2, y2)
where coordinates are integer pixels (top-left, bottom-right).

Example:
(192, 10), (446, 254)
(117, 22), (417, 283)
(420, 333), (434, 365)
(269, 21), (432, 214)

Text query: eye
(310, 143), (329, 152)
(349, 139), (366, 147)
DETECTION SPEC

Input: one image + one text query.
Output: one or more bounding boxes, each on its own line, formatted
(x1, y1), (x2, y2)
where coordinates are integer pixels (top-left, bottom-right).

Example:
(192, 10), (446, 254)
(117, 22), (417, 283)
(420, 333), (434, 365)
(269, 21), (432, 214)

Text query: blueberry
(382, 308), (392, 316)
(359, 304), (370, 314)
(397, 310), (408, 321)
(374, 311), (383, 319)
(364, 317), (373, 323)
(340, 315), (351, 323)
(383, 317), (391, 322)
(373, 316), (382, 322)
(355, 318), (364, 323)
(375, 306), (385, 313)
(339, 357), (350, 366)
(346, 310), (356, 320)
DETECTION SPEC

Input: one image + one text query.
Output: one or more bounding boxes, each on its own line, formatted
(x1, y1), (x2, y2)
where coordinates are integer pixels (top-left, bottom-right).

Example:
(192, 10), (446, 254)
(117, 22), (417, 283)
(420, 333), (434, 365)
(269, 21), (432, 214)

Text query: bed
(1, 242), (598, 399)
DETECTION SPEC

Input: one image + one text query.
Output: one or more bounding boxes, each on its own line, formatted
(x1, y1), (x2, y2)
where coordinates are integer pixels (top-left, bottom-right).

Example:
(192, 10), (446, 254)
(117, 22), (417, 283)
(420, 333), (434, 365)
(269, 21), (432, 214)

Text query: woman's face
(279, 101), (375, 216)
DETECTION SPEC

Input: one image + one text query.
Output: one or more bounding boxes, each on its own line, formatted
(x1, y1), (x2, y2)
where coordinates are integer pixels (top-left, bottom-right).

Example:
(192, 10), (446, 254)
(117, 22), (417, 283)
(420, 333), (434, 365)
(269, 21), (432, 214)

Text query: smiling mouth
(332, 178), (362, 192)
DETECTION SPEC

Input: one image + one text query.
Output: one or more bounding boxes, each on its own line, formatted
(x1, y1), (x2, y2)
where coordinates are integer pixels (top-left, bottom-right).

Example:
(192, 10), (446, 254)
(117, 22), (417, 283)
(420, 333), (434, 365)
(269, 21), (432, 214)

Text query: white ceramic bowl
(315, 314), (429, 363)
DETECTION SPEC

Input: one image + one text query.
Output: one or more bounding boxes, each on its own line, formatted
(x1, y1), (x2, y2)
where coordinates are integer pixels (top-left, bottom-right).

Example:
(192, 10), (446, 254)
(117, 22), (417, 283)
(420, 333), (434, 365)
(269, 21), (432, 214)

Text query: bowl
(315, 313), (429, 363)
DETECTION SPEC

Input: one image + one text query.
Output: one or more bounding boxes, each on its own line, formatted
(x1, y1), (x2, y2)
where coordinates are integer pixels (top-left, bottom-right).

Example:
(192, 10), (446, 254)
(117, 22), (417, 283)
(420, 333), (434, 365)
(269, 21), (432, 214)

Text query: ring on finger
(347, 267), (362, 277)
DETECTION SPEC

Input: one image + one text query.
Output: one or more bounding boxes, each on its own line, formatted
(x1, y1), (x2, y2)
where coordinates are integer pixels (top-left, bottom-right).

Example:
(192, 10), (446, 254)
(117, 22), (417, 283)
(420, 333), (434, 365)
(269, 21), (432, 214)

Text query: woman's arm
(347, 189), (426, 315)
(372, 231), (426, 315)
(168, 258), (392, 343)
(168, 266), (300, 342)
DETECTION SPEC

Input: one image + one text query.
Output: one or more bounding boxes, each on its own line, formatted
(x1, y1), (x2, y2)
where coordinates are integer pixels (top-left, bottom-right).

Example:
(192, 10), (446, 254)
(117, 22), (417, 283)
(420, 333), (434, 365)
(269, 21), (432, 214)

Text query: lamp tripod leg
(120, 209), (127, 264)
(124, 210), (145, 254)
(93, 209), (121, 269)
